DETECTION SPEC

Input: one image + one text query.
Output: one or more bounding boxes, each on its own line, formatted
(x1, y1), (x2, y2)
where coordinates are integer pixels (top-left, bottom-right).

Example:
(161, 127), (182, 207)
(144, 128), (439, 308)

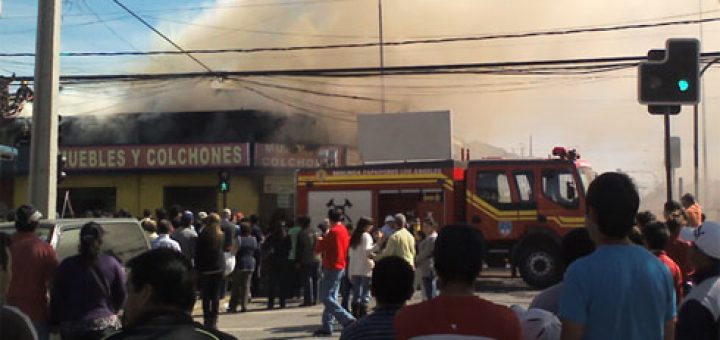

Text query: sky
(1, 0), (720, 209)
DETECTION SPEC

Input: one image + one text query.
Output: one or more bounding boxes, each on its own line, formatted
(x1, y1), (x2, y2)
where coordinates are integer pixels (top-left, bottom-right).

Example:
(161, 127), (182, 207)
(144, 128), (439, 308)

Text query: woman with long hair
(347, 217), (375, 318)
(49, 222), (126, 340)
(195, 213), (226, 329)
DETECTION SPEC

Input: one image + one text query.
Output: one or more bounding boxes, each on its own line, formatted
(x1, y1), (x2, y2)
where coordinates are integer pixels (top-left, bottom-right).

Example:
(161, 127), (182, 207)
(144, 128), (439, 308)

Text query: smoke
(52, 0), (720, 206)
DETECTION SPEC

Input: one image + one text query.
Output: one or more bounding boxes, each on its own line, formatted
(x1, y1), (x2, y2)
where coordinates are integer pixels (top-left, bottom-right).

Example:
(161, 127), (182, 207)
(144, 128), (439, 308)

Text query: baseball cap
(384, 215), (394, 223)
(693, 221), (720, 259)
(222, 208), (232, 216)
(198, 211), (208, 220)
(15, 204), (42, 226)
(511, 306), (561, 340)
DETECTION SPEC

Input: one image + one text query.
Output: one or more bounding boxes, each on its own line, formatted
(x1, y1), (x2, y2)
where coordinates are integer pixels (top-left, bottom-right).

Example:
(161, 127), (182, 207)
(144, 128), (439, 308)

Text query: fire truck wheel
(517, 242), (562, 289)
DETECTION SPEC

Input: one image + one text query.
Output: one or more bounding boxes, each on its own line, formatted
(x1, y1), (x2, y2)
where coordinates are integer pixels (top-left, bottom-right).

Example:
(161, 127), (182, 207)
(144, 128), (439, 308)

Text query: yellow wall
(14, 172), (260, 217)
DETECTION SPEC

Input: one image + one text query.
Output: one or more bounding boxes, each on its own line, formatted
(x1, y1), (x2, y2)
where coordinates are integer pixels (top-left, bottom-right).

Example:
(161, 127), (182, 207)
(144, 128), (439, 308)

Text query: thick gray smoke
(56, 0), (720, 214)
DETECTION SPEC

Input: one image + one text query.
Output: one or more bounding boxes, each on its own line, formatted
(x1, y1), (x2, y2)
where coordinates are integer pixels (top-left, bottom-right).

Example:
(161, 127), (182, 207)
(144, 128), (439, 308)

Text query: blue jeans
(319, 268), (355, 332)
(350, 275), (371, 305)
(422, 274), (437, 300)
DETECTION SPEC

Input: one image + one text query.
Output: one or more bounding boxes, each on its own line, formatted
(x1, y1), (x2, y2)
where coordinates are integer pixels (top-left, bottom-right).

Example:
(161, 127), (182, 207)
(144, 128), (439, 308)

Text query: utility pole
(378, 0), (386, 113)
(29, 0), (61, 217)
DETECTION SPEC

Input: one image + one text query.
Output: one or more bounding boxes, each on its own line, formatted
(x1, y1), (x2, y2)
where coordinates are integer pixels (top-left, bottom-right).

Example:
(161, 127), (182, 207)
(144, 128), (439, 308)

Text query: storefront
(5, 110), (352, 220)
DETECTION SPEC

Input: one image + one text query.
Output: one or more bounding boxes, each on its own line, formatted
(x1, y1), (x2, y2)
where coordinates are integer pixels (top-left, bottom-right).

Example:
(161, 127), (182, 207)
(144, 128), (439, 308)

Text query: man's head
(560, 227), (595, 268)
(221, 208), (232, 220)
(421, 218), (437, 236)
(434, 224), (484, 288)
(663, 201), (684, 220)
(156, 219), (172, 235)
(371, 256), (415, 307)
(180, 211), (193, 227)
(123, 249), (196, 327)
(384, 215), (394, 226)
(394, 213), (407, 230)
(327, 208), (343, 224)
(635, 211), (657, 228)
(681, 193), (696, 209)
(641, 221), (670, 251)
(14, 205), (41, 232)
(689, 221), (720, 270)
(585, 172), (640, 243)
(297, 215), (311, 229)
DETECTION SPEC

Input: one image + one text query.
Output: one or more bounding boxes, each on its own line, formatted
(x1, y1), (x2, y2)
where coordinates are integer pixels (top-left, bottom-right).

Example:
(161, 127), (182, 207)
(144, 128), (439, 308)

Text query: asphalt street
(196, 269), (539, 339)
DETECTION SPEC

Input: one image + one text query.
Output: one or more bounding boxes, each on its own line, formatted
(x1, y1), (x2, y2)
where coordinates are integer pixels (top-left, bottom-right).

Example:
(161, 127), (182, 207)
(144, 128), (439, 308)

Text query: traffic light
(57, 154), (67, 182)
(218, 170), (230, 193)
(638, 38), (700, 106)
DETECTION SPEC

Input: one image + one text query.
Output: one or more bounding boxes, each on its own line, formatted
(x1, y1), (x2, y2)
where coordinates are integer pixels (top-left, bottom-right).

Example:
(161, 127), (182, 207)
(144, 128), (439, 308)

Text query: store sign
(255, 143), (342, 168)
(60, 143), (250, 170)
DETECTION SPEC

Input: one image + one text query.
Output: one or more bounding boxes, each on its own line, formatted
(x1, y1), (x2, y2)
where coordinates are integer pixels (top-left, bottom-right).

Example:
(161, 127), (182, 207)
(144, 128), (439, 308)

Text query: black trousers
(199, 272), (224, 329)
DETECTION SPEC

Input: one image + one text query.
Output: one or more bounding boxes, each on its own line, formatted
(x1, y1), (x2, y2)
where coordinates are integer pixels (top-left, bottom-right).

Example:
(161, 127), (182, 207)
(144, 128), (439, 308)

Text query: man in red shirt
(312, 208), (355, 336)
(641, 221), (684, 304)
(394, 225), (521, 340)
(6, 205), (59, 340)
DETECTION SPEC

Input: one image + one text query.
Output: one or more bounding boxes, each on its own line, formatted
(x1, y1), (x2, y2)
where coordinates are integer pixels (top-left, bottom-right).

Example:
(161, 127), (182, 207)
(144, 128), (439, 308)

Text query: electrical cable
(111, 0), (214, 73)
(3, 15), (720, 58)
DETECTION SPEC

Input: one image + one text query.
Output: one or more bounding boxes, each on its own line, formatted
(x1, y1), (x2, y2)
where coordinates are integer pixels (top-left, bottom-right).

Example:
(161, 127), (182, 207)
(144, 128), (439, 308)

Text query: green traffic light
(678, 79), (690, 92)
(220, 181), (229, 192)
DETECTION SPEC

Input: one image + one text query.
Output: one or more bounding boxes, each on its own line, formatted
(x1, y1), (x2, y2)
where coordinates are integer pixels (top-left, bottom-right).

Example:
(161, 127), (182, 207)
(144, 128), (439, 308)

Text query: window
(55, 227), (80, 261)
(476, 171), (512, 207)
(102, 222), (149, 264)
(514, 172), (534, 203)
(542, 169), (579, 207)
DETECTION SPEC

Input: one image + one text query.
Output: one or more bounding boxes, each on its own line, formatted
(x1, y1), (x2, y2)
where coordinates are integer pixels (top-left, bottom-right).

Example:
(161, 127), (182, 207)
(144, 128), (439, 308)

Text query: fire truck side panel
(296, 162), (460, 227)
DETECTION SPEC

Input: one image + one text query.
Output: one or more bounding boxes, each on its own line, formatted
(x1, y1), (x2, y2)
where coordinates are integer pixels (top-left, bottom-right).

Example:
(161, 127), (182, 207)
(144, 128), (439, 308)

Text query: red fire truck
(296, 148), (595, 288)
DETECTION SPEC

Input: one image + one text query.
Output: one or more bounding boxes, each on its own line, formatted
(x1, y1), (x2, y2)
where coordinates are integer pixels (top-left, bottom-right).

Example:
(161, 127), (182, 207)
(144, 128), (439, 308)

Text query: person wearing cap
(379, 215), (396, 245)
(559, 173), (675, 340)
(676, 221), (720, 340)
(376, 214), (415, 268)
(6, 205), (59, 340)
(511, 306), (561, 340)
(171, 211), (198, 263)
(49, 222), (126, 340)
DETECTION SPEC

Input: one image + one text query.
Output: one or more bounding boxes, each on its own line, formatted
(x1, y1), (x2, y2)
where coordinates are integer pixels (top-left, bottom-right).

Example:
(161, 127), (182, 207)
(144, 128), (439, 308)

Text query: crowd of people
(2, 172), (720, 339)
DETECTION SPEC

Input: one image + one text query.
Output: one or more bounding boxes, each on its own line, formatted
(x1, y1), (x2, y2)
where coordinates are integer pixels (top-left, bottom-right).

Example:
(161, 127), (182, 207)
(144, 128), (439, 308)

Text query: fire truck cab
(296, 148), (594, 288)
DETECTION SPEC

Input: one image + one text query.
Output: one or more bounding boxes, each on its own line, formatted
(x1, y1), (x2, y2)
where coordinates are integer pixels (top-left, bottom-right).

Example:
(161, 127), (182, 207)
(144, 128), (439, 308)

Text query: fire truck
(296, 148), (595, 288)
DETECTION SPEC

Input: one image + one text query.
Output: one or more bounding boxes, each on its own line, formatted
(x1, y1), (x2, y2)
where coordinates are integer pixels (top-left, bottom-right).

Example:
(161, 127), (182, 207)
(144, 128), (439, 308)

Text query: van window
(102, 222), (149, 264)
(476, 171), (512, 207)
(542, 169), (579, 207)
(55, 228), (81, 261)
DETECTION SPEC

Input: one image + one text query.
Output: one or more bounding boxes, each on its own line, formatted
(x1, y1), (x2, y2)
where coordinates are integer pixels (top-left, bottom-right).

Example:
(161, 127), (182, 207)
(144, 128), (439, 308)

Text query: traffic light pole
(29, 0), (61, 217)
(664, 114), (673, 204)
(222, 192), (227, 210)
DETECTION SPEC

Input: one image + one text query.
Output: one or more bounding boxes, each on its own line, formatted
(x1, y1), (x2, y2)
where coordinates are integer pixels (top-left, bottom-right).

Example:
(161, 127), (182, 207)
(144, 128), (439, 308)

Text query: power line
(229, 77), (386, 102)
(3, 15), (720, 58)
(111, 0), (214, 73)
(242, 85), (356, 123)
(7, 52), (720, 84)
(81, 1), (140, 51)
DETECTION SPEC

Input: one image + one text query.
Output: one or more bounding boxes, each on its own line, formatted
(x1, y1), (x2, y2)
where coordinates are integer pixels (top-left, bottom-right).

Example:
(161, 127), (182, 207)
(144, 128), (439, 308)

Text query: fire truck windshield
(578, 166), (595, 193)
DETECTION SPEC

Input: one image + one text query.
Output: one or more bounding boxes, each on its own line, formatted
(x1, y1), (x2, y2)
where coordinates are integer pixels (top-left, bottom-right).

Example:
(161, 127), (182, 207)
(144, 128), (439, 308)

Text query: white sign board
(307, 190), (372, 227)
(358, 110), (452, 162)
